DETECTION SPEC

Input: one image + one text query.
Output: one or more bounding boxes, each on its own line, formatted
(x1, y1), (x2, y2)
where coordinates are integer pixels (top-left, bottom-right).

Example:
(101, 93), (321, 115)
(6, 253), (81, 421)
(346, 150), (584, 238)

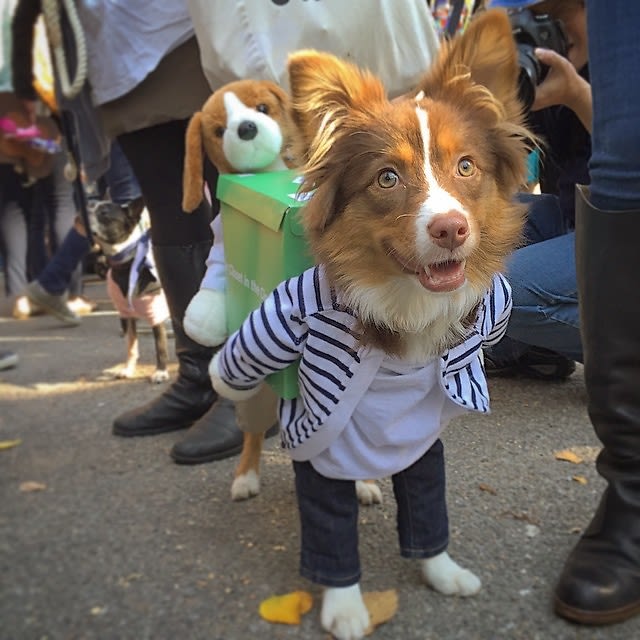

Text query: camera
(507, 8), (568, 109)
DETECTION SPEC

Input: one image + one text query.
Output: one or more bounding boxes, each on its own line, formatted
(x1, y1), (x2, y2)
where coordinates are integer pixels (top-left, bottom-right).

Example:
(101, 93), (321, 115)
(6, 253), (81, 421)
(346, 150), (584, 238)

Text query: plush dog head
(88, 197), (146, 255)
(287, 9), (533, 355)
(182, 79), (298, 212)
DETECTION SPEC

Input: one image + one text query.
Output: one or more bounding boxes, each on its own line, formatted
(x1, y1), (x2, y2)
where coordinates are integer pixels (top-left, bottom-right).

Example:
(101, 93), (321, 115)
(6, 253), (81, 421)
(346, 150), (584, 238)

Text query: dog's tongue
(417, 261), (465, 292)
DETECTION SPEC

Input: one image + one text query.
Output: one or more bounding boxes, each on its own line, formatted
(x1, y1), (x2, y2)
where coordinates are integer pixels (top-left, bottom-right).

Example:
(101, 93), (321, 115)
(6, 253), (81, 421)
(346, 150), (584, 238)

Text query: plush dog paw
(421, 551), (481, 597)
(184, 288), (227, 346)
(321, 584), (370, 640)
(150, 369), (170, 384)
(355, 480), (382, 506)
(231, 470), (260, 501)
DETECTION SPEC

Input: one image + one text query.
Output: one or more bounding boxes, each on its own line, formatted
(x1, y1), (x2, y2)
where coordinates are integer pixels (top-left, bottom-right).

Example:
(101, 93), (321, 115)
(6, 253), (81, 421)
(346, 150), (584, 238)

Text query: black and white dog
(89, 198), (170, 384)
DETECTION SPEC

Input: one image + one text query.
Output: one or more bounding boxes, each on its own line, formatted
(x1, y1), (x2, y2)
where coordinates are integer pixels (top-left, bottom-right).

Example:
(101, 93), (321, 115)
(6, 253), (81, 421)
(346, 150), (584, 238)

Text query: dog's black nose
(237, 121), (258, 141)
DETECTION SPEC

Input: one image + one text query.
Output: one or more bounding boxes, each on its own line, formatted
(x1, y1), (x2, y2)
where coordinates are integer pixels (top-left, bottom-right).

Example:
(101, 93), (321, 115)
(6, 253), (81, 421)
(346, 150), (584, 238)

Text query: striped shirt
(215, 266), (512, 463)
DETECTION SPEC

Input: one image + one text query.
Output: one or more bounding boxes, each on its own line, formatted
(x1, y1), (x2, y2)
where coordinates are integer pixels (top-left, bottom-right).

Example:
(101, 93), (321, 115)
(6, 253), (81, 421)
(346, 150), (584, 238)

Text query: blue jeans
(587, 1), (640, 211)
(293, 439), (448, 587)
(104, 142), (142, 205)
(486, 193), (583, 364)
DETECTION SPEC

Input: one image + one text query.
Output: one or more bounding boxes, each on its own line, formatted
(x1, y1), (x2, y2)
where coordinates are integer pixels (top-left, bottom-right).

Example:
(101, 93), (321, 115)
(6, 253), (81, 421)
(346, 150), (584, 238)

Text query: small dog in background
(90, 198), (170, 384)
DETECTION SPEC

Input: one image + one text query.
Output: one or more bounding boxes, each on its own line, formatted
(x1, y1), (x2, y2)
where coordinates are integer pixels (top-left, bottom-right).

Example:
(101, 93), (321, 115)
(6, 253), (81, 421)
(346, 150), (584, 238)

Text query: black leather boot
(113, 242), (217, 436)
(554, 186), (640, 625)
(170, 397), (244, 464)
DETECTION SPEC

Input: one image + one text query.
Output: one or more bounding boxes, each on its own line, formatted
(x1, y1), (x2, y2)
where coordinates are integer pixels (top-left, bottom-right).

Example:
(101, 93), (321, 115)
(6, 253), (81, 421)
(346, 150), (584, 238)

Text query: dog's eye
(256, 103), (269, 114)
(215, 126), (226, 138)
(457, 157), (476, 177)
(377, 169), (399, 189)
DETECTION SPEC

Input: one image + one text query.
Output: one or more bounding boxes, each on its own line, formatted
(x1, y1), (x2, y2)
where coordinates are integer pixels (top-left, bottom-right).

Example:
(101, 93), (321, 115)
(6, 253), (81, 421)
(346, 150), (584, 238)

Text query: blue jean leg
(487, 193), (581, 363)
(104, 142), (142, 206)
(587, 1), (640, 211)
(503, 231), (582, 362)
(393, 439), (449, 559)
(293, 460), (361, 588)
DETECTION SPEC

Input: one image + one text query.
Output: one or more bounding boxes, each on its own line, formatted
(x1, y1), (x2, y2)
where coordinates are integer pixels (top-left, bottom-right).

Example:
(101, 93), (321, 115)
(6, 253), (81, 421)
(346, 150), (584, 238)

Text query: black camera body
(508, 8), (568, 109)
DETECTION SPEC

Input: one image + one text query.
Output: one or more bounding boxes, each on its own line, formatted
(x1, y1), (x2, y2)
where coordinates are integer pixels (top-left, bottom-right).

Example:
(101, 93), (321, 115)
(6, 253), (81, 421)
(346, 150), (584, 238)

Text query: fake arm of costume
(210, 274), (308, 401)
(183, 216), (227, 346)
(477, 273), (513, 347)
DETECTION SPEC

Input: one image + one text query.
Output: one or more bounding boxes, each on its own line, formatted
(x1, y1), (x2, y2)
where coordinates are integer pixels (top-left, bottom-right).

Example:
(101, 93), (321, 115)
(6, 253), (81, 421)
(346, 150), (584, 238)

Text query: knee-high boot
(554, 186), (640, 624)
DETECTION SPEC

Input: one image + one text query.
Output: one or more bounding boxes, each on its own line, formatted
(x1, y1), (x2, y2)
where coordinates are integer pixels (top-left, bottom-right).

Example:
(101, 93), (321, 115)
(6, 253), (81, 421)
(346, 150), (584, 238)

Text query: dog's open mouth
(387, 244), (466, 292)
(416, 260), (466, 292)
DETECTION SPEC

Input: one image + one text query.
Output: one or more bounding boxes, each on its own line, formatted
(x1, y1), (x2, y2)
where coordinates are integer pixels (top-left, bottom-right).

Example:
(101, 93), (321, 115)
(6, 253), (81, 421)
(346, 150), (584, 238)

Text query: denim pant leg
(486, 193), (582, 363)
(293, 460), (361, 587)
(586, 1), (640, 211)
(104, 142), (142, 206)
(393, 439), (449, 559)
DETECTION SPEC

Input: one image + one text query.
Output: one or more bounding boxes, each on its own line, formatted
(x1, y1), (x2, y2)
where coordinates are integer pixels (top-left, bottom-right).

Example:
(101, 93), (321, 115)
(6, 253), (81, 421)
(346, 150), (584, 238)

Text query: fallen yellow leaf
(572, 475), (588, 485)
(0, 439), (21, 451)
(363, 590), (399, 635)
(19, 481), (47, 492)
(554, 449), (583, 464)
(259, 590), (313, 625)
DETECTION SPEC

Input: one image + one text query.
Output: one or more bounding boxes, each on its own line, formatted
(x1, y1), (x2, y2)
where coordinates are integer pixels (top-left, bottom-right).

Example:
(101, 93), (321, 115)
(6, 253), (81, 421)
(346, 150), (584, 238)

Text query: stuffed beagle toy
(182, 79), (298, 347)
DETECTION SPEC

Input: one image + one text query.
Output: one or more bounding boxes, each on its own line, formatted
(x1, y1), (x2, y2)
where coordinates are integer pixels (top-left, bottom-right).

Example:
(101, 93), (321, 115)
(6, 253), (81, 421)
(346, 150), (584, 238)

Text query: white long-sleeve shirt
(213, 266), (512, 478)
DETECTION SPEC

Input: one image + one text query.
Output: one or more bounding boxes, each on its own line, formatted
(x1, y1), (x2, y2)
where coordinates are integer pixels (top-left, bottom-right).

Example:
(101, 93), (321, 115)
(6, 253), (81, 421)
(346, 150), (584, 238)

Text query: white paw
(150, 369), (170, 384)
(231, 470), (260, 501)
(356, 480), (382, 506)
(421, 551), (481, 597)
(184, 288), (227, 346)
(115, 366), (135, 379)
(321, 584), (370, 640)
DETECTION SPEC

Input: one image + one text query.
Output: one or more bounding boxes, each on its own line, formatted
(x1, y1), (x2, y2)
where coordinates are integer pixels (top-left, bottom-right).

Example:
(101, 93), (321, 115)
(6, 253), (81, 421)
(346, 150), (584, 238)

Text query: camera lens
(516, 44), (542, 110)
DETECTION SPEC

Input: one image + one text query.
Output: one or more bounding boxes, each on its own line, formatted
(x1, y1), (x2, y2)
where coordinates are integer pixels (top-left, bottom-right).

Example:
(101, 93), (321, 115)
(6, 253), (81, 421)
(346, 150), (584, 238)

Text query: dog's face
(89, 197), (145, 252)
(199, 79), (297, 173)
(288, 10), (532, 350)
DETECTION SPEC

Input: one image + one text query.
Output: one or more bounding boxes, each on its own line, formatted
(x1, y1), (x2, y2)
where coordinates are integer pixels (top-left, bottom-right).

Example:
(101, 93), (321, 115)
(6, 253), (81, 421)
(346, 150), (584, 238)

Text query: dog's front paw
(421, 551), (481, 597)
(356, 480), (382, 506)
(231, 470), (260, 501)
(321, 584), (370, 640)
(150, 369), (170, 384)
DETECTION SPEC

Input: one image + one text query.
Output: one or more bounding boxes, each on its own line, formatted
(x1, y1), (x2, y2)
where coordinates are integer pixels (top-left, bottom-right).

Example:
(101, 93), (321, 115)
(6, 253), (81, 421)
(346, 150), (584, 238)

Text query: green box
(217, 170), (314, 399)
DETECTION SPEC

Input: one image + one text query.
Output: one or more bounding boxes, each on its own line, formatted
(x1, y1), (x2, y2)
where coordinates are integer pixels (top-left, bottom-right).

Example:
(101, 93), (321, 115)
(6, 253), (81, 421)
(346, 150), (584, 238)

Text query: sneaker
(0, 350), (19, 371)
(68, 295), (98, 315)
(24, 281), (81, 326)
(484, 346), (576, 381)
(12, 295), (43, 319)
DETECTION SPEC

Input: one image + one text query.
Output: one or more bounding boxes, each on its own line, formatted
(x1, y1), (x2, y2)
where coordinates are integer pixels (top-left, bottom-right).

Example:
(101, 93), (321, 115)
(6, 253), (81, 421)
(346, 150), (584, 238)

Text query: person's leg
(0, 201), (29, 296)
(103, 141), (142, 206)
(484, 193), (580, 378)
(554, 0), (640, 624)
(23, 215), (89, 326)
(112, 119), (242, 459)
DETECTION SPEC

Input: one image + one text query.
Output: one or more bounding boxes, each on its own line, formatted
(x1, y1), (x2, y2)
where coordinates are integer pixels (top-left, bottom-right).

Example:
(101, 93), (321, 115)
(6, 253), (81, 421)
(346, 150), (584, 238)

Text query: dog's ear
(182, 111), (204, 213)
(419, 9), (521, 120)
(287, 49), (386, 160)
(126, 196), (145, 222)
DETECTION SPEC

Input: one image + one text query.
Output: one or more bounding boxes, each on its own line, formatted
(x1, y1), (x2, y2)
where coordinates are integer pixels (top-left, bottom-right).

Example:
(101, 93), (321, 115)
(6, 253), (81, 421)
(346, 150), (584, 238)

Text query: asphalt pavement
(2, 274), (639, 640)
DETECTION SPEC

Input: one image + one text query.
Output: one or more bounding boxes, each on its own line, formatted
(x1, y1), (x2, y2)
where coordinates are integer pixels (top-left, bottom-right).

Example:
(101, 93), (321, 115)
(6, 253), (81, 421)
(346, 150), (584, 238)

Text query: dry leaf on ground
(554, 449), (583, 464)
(572, 475), (588, 485)
(258, 590), (313, 625)
(363, 590), (399, 635)
(0, 439), (22, 450)
(19, 481), (47, 492)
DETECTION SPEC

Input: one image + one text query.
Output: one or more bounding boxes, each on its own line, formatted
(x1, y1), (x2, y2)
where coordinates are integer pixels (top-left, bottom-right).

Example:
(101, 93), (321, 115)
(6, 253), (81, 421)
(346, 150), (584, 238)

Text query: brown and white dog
(211, 9), (533, 638)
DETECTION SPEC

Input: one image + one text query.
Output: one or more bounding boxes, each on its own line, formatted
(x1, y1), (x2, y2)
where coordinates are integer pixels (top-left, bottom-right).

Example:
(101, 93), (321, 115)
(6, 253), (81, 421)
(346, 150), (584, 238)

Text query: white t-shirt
(311, 357), (465, 480)
(77, 0), (194, 105)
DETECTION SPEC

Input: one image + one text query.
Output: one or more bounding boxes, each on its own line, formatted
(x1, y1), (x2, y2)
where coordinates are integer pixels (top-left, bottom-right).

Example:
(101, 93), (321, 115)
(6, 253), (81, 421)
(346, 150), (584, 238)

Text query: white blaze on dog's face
(222, 91), (284, 172)
(288, 10), (531, 340)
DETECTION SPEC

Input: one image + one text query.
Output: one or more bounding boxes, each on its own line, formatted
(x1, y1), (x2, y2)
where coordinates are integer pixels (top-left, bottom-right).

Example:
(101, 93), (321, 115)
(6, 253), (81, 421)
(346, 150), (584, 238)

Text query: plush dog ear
(182, 111), (204, 213)
(287, 49), (386, 161)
